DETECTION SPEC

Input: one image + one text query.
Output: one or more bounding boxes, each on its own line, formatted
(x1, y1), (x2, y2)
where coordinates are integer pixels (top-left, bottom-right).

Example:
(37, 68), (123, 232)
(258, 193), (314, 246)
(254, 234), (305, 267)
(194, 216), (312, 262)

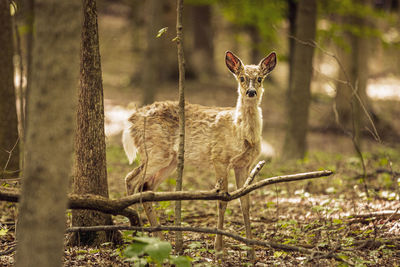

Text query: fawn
(123, 51), (277, 258)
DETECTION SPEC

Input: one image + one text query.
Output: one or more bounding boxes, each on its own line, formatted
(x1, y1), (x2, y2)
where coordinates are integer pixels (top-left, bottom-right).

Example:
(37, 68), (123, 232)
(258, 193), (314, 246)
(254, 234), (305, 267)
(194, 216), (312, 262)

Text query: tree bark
(0, 0), (19, 178)
(334, 7), (371, 146)
(282, 0), (317, 160)
(175, 0), (186, 253)
(141, 0), (161, 105)
(190, 4), (214, 80)
(287, 0), (297, 92)
(20, 0), (35, 134)
(15, 0), (81, 266)
(70, 0), (119, 246)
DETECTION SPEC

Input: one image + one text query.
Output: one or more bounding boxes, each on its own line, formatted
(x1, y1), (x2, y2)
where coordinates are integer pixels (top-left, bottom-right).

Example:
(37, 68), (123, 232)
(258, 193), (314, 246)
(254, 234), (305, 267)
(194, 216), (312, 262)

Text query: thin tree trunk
(69, 0), (119, 246)
(0, 0), (19, 178)
(282, 0), (317, 160)
(175, 0), (185, 254)
(335, 11), (371, 147)
(287, 0), (297, 92)
(248, 25), (262, 64)
(141, 0), (161, 105)
(15, 0), (81, 265)
(191, 4), (214, 80)
(22, 0), (34, 134)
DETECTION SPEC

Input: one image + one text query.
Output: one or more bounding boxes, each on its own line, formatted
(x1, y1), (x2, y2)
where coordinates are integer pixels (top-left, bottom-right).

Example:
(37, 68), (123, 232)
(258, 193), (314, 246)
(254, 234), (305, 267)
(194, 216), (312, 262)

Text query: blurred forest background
(1, 0), (400, 265)
(96, 0), (400, 171)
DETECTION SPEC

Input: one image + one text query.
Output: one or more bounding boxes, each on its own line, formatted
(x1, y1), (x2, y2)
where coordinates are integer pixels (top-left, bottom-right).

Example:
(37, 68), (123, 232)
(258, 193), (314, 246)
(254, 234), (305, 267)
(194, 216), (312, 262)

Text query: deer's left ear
(225, 51), (244, 75)
(259, 52), (277, 76)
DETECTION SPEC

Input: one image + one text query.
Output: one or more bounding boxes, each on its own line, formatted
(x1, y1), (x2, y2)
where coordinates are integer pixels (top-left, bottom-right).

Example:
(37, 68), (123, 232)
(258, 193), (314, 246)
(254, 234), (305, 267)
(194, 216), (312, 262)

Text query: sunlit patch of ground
(367, 76), (400, 101)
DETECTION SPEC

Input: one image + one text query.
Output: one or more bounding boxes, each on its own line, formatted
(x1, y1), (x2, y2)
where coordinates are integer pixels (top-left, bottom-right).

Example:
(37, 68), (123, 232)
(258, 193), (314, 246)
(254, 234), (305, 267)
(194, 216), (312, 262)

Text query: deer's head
(225, 51), (277, 104)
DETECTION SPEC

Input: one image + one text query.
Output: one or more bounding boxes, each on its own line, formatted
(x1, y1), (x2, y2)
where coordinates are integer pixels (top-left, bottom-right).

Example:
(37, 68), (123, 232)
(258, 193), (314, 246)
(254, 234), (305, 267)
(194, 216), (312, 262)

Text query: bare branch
(243, 160), (265, 187)
(66, 224), (345, 262)
(1, 138), (20, 179)
(0, 170), (333, 210)
(0, 187), (140, 226)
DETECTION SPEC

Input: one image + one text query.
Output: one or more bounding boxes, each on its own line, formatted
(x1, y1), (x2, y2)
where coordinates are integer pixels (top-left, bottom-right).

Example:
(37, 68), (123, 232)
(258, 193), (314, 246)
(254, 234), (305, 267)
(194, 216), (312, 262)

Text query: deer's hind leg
(125, 155), (177, 239)
(213, 161), (229, 254)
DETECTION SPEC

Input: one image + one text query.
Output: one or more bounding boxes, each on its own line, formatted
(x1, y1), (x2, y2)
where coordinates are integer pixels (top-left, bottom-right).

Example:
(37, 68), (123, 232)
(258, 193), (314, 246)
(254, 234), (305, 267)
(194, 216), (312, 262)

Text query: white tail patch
(122, 126), (137, 165)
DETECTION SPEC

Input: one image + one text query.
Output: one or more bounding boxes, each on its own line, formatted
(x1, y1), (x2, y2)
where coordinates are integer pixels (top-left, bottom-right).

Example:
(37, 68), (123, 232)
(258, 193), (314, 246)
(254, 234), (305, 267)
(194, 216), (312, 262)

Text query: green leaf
(0, 228), (8, 237)
(124, 241), (148, 258)
(144, 240), (172, 264)
(170, 255), (192, 267)
(89, 249), (100, 254)
(273, 251), (286, 258)
(187, 241), (202, 249)
(332, 218), (343, 225)
(156, 27), (168, 38)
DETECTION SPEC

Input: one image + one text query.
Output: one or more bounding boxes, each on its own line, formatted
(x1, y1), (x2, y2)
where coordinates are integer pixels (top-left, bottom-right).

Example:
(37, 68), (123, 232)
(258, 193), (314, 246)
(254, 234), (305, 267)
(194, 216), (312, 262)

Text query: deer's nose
(246, 89), (257, 97)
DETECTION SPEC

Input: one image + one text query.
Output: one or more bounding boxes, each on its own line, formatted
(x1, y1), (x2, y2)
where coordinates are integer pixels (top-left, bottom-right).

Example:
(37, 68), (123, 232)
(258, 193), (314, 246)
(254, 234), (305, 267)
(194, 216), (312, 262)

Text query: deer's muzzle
(246, 89), (257, 98)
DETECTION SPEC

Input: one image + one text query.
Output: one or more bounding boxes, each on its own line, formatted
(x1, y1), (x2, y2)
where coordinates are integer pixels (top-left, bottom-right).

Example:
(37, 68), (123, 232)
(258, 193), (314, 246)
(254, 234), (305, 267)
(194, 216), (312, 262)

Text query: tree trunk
(69, 0), (119, 246)
(21, 0), (35, 131)
(0, 0), (20, 178)
(287, 0), (297, 91)
(190, 4), (214, 80)
(141, 0), (162, 105)
(175, 0), (186, 254)
(282, 0), (317, 160)
(334, 10), (371, 146)
(15, 0), (81, 266)
(248, 25), (262, 64)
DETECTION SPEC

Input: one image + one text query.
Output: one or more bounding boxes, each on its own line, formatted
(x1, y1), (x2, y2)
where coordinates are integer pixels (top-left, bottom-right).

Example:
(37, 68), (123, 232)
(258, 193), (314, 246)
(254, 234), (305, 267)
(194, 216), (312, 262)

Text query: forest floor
(2, 3), (400, 266)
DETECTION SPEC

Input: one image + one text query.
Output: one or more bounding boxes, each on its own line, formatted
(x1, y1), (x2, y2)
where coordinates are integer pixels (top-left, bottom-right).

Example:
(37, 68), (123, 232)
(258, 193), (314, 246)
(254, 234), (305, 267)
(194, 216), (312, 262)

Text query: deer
(122, 51), (277, 259)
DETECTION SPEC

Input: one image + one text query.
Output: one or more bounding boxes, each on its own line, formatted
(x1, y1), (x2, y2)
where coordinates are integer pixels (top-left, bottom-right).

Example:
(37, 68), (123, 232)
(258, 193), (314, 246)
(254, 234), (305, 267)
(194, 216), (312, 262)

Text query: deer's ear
(259, 52), (277, 76)
(225, 51), (243, 75)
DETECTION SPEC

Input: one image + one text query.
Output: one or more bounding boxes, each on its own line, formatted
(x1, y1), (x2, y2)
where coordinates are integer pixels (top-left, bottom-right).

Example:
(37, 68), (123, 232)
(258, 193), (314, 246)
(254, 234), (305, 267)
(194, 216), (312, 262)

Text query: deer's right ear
(225, 51), (243, 75)
(259, 52), (277, 76)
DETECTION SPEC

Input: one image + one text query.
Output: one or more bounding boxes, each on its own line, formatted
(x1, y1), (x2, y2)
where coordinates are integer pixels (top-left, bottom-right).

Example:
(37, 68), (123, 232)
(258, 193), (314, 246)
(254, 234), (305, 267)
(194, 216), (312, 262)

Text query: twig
(378, 208), (399, 231)
(0, 245), (16, 256)
(1, 138), (19, 179)
(243, 160), (265, 187)
(348, 210), (400, 220)
(66, 224), (344, 262)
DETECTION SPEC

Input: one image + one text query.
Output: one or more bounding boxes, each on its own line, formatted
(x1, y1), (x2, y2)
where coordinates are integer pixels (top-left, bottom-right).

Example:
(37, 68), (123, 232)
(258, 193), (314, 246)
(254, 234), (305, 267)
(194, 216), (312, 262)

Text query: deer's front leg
(235, 167), (255, 260)
(213, 161), (228, 254)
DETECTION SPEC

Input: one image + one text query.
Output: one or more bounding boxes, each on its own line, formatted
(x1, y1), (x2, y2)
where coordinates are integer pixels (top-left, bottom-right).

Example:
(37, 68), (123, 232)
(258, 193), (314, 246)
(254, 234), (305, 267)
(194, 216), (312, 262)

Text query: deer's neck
(234, 95), (262, 145)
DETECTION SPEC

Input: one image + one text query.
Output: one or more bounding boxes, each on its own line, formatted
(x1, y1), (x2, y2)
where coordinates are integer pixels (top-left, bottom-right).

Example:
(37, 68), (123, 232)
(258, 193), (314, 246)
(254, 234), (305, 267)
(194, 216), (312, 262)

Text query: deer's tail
(122, 125), (137, 165)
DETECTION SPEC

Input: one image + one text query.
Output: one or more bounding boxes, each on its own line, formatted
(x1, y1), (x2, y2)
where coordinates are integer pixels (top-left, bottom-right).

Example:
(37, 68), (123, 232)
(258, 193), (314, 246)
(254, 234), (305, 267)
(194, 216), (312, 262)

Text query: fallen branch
(348, 210), (400, 220)
(111, 169), (333, 210)
(0, 169), (333, 213)
(66, 224), (344, 262)
(0, 187), (140, 226)
(0, 245), (16, 256)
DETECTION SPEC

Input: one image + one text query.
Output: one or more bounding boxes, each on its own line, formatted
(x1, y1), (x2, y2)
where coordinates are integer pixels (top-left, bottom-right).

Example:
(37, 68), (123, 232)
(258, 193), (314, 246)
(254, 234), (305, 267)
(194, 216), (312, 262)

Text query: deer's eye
(257, 77), (262, 83)
(240, 76), (245, 83)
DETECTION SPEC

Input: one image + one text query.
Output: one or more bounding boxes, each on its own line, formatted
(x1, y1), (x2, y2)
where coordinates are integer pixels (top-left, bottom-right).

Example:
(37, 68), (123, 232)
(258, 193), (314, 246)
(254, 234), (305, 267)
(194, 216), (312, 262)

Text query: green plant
(123, 236), (191, 266)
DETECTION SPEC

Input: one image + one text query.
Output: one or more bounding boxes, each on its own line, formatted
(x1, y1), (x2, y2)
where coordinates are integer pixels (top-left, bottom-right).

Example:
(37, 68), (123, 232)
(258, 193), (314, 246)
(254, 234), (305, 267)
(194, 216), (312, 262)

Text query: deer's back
(128, 101), (236, 166)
